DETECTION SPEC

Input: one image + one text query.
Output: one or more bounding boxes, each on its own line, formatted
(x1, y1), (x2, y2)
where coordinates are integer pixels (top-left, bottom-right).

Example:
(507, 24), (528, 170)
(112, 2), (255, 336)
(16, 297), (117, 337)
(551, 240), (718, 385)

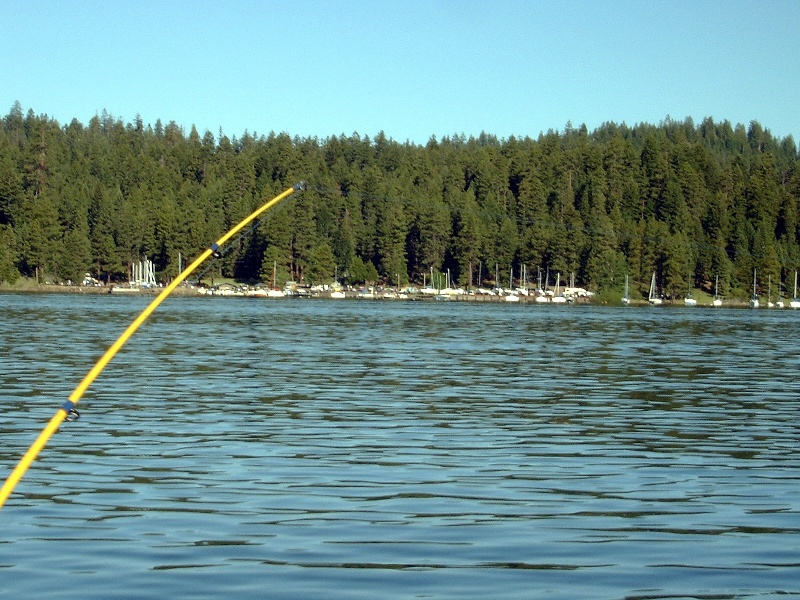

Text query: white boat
(518, 265), (530, 296)
(622, 274), (630, 305)
(791, 271), (800, 309)
(749, 269), (759, 308)
(505, 267), (526, 300)
(775, 275), (785, 308)
(551, 273), (567, 303)
(265, 261), (285, 297)
(330, 268), (346, 299)
(534, 267), (549, 302)
(684, 294), (697, 306)
(113, 255), (158, 293)
(767, 275), (775, 308)
(131, 255), (157, 288)
(712, 275), (722, 307)
(648, 272), (662, 305)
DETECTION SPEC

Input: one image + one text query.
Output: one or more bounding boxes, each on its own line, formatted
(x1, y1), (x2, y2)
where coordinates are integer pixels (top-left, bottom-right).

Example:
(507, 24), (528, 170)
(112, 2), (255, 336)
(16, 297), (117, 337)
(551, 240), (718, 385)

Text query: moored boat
(648, 272), (662, 305)
(749, 269), (759, 308)
(712, 275), (722, 307)
(790, 271), (800, 309)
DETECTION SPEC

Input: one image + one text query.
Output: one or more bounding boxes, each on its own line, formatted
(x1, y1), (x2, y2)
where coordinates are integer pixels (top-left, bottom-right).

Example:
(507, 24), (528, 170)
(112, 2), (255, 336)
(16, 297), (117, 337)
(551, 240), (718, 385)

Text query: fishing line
(0, 182), (305, 510)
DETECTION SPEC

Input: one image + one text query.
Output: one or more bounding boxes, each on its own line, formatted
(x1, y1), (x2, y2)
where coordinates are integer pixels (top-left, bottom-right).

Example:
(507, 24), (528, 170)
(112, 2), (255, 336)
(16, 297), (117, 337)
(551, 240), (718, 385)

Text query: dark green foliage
(347, 255), (379, 285)
(0, 224), (18, 282)
(1, 105), (799, 299)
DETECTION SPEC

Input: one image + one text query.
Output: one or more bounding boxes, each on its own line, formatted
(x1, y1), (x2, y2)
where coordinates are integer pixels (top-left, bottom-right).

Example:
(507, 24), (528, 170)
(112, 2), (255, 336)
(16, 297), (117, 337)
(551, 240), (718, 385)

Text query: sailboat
(776, 275), (785, 308)
(330, 267), (346, 299)
(517, 264), (530, 296)
(504, 267), (520, 301)
(712, 275), (722, 307)
(767, 275), (775, 308)
(551, 272), (567, 303)
(648, 272), (662, 305)
(267, 261), (285, 297)
(622, 274), (630, 305)
(749, 269), (759, 308)
(535, 267), (549, 303)
(791, 271), (800, 309)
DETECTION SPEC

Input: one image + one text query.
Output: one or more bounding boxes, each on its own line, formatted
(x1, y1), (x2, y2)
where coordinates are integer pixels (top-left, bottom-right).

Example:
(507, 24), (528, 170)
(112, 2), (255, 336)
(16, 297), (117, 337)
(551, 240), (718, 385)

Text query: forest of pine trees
(1, 101), (799, 301)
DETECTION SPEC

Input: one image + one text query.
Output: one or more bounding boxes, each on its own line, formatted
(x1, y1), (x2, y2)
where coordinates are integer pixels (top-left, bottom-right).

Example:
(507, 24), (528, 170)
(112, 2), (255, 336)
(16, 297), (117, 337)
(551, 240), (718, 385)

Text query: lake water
(0, 293), (798, 599)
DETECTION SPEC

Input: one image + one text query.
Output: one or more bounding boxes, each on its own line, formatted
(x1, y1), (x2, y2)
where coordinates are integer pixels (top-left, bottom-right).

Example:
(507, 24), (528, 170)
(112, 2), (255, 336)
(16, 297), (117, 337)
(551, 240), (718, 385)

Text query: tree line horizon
(1, 101), (799, 301)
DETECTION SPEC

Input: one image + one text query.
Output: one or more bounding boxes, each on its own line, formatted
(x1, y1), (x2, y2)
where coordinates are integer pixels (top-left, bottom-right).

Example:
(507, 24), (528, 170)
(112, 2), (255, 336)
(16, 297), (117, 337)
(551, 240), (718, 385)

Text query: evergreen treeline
(1, 101), (799, 300)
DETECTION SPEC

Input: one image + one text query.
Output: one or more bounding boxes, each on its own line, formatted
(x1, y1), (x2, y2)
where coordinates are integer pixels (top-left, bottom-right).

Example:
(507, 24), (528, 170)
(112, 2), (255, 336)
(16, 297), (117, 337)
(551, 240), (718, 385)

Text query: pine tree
(304, 241), (337, 285)
(0, 224), (18, 282)
(0, 140), (23, 226)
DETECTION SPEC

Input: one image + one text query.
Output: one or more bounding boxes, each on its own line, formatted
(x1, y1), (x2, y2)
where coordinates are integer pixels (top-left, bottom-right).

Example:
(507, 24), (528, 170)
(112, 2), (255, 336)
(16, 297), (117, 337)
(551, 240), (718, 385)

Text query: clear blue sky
(2, 0), (799, 145)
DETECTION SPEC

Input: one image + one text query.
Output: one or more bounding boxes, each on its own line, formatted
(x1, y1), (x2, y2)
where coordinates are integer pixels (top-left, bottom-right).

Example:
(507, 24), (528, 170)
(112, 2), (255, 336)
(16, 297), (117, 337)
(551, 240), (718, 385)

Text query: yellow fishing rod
(0, 182), (305, 510)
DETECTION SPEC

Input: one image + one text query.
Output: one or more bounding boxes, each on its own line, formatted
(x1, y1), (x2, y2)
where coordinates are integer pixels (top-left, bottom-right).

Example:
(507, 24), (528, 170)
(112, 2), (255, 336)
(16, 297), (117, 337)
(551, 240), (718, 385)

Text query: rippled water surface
(1, 293), (798, 599)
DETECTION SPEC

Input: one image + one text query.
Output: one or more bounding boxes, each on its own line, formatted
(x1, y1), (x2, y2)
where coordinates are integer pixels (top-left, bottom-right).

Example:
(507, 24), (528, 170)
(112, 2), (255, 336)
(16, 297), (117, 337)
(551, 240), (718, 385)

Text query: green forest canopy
(1, 102), (799, 300)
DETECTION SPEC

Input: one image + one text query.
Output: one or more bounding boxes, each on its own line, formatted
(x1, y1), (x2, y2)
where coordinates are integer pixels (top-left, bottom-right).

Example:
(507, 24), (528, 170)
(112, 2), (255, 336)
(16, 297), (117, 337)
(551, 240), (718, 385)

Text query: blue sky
(2, 0), (799, 145)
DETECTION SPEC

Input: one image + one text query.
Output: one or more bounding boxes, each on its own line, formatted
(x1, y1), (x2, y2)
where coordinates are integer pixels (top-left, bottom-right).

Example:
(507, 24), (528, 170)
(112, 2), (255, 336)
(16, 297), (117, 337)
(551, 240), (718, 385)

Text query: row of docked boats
(748, 270), (800, 309)
(627, 270), (800, 308)
(191, 281), (595, 302)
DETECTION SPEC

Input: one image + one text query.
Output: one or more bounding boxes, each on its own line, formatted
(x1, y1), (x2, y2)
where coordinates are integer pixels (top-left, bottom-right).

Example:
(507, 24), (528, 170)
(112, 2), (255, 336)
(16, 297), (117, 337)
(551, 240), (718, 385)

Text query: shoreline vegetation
(1, 104), (799, 304)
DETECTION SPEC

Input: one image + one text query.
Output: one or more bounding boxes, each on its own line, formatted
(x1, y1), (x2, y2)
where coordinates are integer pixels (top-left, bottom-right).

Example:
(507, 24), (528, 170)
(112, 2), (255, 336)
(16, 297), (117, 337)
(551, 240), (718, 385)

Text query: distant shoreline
(0, 283), (765, 307)
(0, 284), (200, 296)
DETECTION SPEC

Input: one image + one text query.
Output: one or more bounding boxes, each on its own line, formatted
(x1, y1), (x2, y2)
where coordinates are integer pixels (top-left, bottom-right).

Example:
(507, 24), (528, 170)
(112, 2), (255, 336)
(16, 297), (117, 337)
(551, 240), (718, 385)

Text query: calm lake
(0, 293), (798, 599)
